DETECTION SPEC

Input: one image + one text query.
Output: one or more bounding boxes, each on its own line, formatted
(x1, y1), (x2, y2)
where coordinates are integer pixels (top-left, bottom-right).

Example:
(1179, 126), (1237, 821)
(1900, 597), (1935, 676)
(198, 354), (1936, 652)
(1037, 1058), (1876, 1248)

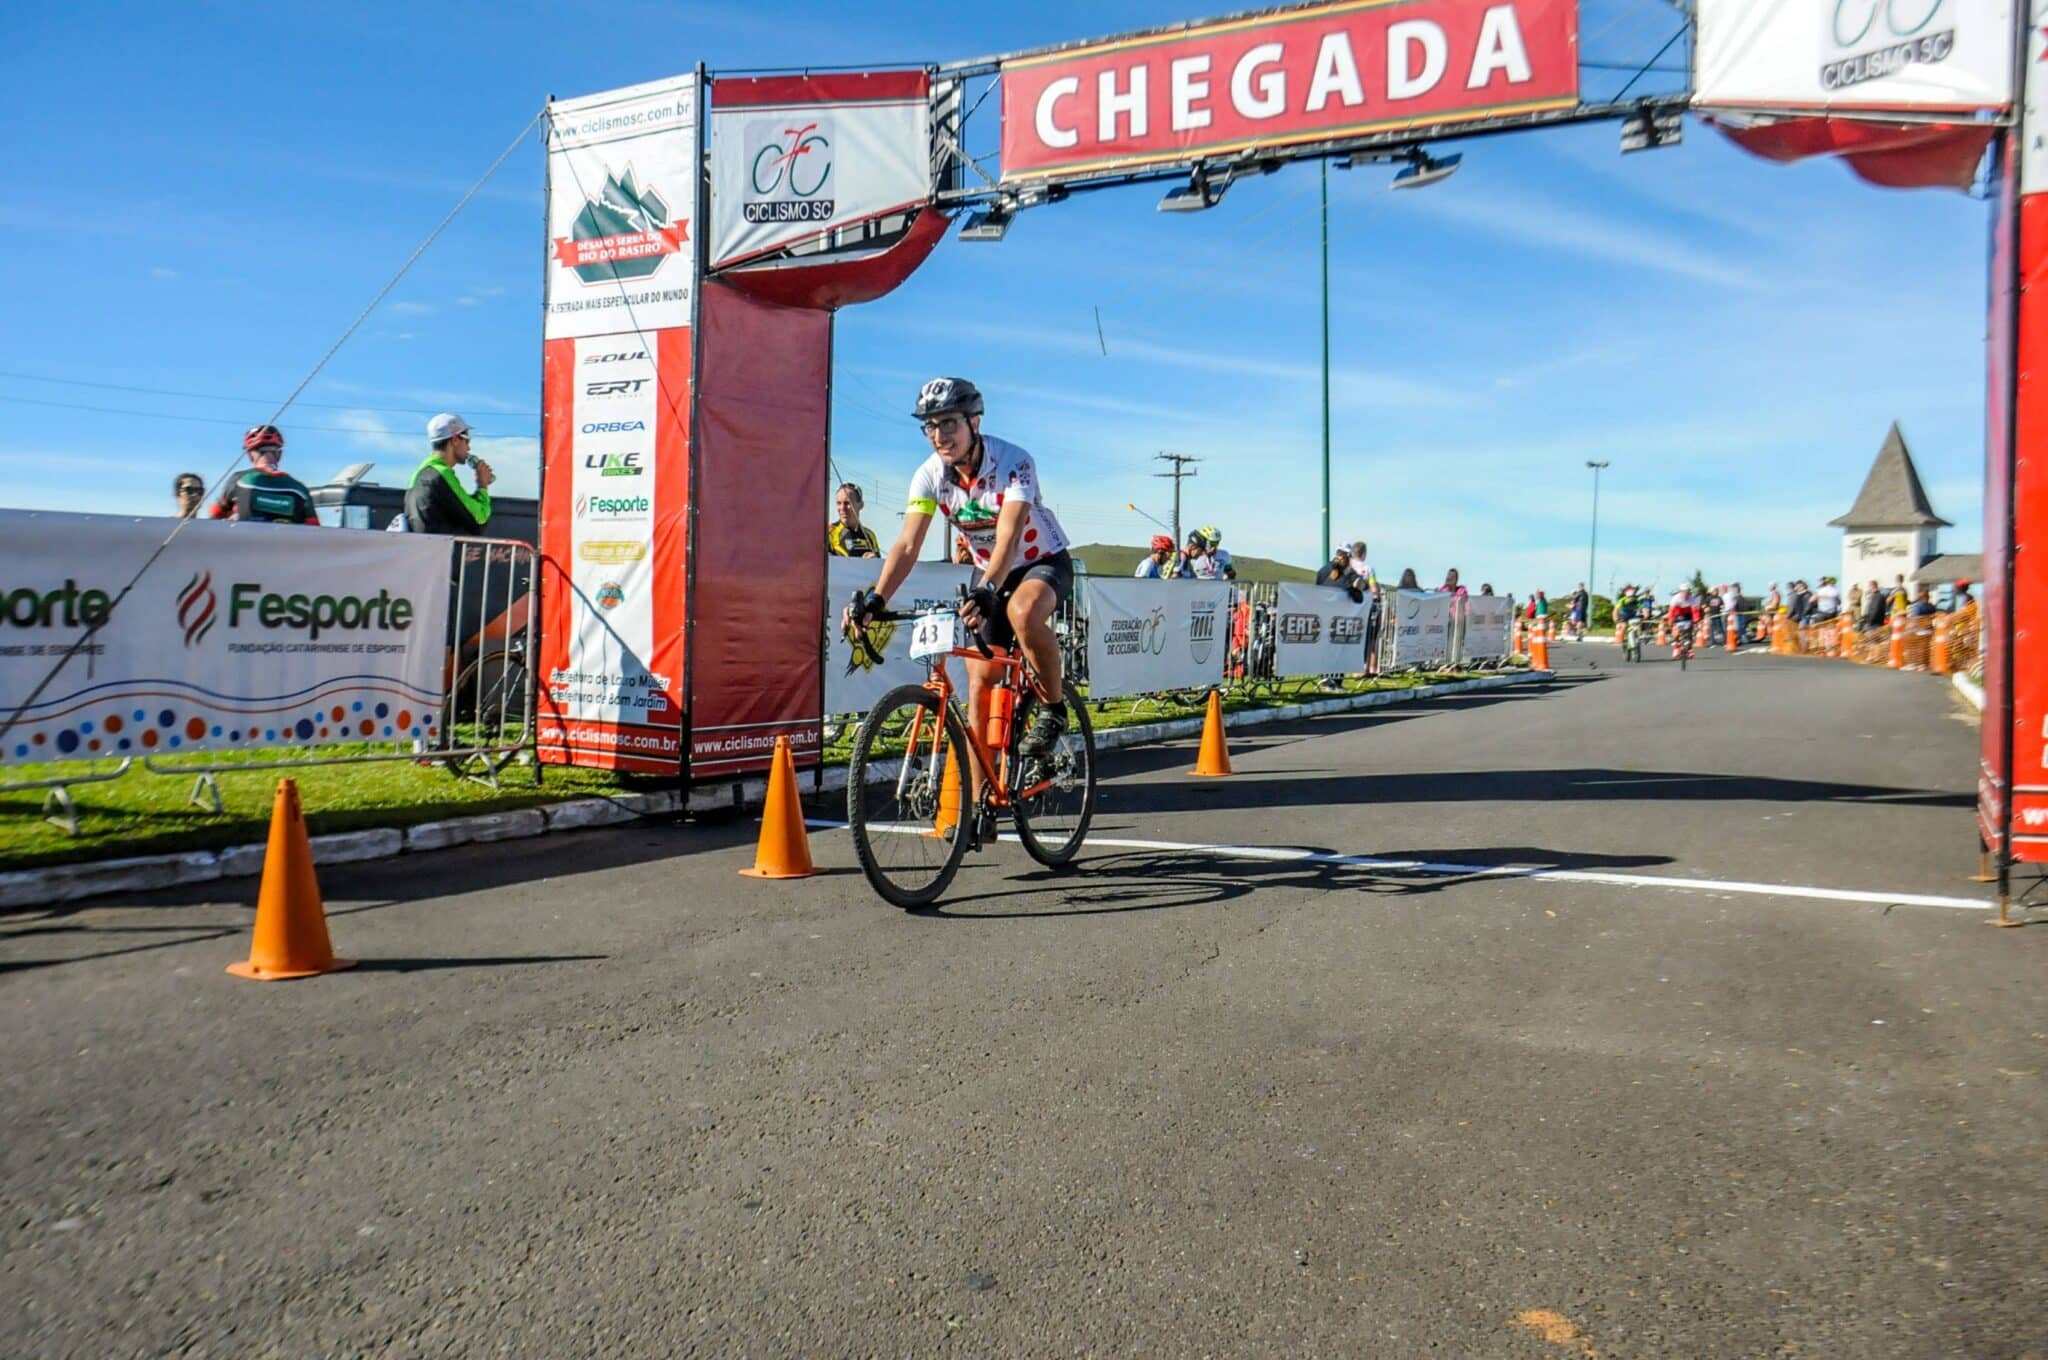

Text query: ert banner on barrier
(709, 72), (933, 270)
(998, 0), (1578, 182)
(539, 76), (700, 774)
(0, 512), (449, 766)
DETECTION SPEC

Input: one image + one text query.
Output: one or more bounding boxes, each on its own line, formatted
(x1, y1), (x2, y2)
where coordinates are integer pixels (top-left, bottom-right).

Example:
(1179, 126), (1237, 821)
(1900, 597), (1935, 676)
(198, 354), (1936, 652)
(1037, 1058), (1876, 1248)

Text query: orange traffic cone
(926, 750), (962, 839)
(740, 735), (814, 879)
(1530, 618), (1551, 671)
(1189, 688), (1233, 777)
(227, 779), (354, 981)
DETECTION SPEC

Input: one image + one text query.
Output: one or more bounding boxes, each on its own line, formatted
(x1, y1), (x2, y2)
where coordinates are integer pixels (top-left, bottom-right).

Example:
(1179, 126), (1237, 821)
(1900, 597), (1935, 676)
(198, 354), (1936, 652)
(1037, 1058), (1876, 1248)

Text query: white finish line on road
(806, 822), (1991, 913)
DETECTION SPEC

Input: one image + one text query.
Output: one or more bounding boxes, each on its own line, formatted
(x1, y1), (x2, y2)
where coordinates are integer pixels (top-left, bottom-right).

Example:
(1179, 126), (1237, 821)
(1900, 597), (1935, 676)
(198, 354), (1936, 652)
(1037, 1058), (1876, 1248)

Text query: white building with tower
(1830, 423), (1954, 597)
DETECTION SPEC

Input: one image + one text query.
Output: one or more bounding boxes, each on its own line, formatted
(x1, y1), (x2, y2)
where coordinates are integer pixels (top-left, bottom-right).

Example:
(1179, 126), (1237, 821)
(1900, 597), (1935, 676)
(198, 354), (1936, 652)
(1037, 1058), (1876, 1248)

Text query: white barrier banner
(1273, 582), (1371, 676)
(1085, 578), (1230, 699)
(824, 557), (972, 715)
(1386, 589), (1456, 669)
(0, 512), (450, 766)
(1462, 595), (1512, 661)
(1694, 0), (2013, 113)
(545, 75), (701, 341)
(710, 72), (932, 270)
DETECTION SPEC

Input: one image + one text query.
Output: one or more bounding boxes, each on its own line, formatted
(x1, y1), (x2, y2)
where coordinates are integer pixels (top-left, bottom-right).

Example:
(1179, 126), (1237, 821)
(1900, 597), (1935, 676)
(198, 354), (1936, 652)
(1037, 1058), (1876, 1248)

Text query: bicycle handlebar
(846, 587), (995, 660)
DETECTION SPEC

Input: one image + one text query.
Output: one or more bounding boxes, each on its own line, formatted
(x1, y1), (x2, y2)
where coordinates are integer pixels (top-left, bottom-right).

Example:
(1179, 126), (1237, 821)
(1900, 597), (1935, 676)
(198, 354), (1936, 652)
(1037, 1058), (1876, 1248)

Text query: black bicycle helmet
(912, 376), (984, 421)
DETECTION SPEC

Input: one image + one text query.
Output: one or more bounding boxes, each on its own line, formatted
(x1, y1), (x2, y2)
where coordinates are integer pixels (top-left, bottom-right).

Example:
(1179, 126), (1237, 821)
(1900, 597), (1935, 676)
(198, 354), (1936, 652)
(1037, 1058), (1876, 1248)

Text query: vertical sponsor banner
(709, 72), (934, 270)
(1272, 582), (1371, 676)
(824, 557), (975, 714)
(540, 76), (700, 774)
(545, 76), (700, 341)
(0, 513), (447, 764)
(1694, 0), (2013, 113)
(999, 0), (1578, 183)
(2001, 5), (2048, 857)
(1385, 589), (1455, 668)
(1083, 578), (1231, 698)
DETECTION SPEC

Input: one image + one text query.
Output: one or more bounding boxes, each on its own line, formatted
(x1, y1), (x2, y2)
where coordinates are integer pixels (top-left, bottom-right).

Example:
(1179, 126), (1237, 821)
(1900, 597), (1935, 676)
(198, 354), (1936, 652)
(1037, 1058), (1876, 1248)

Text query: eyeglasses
(176, 484), (203, 495)
(920, 415), (964, 436)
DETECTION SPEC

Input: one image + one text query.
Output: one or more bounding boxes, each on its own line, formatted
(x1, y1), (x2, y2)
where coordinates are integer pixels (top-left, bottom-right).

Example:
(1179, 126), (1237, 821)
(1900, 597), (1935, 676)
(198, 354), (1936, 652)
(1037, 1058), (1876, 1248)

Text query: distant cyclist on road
(1133, 534), (1177, 578)
(847, 377), (1074, 759)
(1666, 586), (1702, 644)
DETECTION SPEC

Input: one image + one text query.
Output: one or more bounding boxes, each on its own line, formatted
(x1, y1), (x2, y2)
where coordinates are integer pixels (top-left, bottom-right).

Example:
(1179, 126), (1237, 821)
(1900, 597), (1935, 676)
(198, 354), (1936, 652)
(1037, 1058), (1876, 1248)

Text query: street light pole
(1586, 459), (1610, 604)
(1320, 158), (1331, 565)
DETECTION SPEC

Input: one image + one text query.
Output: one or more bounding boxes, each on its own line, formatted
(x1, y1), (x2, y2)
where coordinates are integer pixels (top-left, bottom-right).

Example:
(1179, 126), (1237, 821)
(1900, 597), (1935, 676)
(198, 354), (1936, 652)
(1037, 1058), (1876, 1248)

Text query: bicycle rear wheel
(442, 649), (530, 778)
(847, 684), (972, 909)
(1009, 691), (1096, 868)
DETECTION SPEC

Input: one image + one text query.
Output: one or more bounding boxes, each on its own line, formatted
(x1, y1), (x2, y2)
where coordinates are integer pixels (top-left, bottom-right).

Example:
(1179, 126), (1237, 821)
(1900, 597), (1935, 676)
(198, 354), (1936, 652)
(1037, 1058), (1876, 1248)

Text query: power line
(0, 368), (539, 419)
(0, 393), (532, 438)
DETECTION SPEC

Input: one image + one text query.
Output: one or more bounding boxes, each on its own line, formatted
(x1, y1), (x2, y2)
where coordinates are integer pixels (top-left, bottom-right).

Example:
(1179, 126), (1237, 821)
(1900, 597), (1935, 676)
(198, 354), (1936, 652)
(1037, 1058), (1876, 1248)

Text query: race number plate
(909, 613), (960, 659)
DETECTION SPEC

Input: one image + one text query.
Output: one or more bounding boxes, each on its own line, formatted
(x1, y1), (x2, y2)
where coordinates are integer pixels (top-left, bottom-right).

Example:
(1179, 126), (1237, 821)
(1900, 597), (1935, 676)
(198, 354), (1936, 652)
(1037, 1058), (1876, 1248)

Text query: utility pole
(1320, 158), (1331, 565)
(1154, 451), (1200, 545)
(1586, 460), (1610, 604)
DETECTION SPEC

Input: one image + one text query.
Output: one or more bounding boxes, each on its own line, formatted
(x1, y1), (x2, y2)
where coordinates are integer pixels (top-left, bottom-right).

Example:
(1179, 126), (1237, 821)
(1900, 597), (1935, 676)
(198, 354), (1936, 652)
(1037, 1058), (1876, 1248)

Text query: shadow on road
(914, 843), (1674, 920)
(1101, 766), (1971, 816)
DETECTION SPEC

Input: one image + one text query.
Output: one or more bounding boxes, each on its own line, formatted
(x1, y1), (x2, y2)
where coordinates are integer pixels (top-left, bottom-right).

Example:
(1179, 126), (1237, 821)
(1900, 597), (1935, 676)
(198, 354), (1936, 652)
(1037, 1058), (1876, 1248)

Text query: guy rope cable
(0, 106), (546, 749)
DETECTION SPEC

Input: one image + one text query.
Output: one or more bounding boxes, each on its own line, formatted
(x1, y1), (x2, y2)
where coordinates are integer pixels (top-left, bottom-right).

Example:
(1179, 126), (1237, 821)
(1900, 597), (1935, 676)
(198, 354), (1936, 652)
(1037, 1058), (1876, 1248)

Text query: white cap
(427, 412), (470, 443)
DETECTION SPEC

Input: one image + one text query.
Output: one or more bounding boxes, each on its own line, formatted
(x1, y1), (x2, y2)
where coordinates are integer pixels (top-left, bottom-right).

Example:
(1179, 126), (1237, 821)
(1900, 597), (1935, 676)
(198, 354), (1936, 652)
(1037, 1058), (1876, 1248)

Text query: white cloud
(148, 266), (178, 281)
(389, 301), (435, 317)
(1397, 183), (1765, 291)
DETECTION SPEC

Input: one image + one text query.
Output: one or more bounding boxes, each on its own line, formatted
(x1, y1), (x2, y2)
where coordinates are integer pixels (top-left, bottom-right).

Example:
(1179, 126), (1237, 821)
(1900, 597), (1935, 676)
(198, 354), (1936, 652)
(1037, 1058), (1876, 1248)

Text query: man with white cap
(405, 412), (494, 535)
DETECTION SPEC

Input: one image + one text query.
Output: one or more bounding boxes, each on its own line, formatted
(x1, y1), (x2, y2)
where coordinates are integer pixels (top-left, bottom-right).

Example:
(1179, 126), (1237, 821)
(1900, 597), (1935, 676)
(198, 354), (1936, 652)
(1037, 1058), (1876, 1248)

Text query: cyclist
(1197, 525), (1237, 581)
(1133, 534), (1177, 578)
(848, 377), (1075, 763)
(1666, 586), (1702, 658)
(209, 425), (319, 524)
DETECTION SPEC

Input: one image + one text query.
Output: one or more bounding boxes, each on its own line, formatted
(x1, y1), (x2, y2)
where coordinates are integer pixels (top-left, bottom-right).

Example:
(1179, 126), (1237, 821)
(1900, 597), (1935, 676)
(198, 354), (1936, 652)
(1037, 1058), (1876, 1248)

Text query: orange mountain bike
(845, 588), (1096, 909)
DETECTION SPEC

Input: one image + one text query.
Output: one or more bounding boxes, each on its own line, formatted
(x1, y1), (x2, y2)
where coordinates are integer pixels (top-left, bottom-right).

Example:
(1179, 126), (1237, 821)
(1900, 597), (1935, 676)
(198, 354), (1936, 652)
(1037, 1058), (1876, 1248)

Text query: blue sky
(1, 1), (1991, 595)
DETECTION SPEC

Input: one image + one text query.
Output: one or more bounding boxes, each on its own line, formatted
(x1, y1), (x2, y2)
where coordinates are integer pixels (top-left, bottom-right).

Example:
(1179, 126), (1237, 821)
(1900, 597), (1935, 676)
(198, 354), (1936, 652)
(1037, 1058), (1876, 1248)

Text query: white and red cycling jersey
(1666, 601), (1703, 629)
(906, 434), (1070, 571)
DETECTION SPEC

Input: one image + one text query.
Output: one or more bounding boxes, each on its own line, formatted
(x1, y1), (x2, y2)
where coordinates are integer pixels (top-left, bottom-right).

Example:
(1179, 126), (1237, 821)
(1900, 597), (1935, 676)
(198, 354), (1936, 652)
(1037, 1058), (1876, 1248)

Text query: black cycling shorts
(983, 550), (1073, 648)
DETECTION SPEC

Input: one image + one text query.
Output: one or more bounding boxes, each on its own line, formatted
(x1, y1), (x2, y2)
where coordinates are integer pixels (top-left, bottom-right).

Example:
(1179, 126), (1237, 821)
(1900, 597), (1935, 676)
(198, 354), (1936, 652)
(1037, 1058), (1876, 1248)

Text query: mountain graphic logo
(177, 570), (217, 647)
(553, 163), (688, 285)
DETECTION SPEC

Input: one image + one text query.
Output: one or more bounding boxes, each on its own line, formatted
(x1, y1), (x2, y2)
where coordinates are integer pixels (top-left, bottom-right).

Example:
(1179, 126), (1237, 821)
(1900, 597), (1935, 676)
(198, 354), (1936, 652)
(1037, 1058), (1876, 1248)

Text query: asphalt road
(5, 644), (2043, 1358)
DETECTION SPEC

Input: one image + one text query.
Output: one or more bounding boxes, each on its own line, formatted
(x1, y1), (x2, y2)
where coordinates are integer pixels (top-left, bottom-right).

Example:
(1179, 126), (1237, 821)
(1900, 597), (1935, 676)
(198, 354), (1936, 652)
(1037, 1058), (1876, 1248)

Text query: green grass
(0, 747), (637, 872)
(4, 670), (1503, 872)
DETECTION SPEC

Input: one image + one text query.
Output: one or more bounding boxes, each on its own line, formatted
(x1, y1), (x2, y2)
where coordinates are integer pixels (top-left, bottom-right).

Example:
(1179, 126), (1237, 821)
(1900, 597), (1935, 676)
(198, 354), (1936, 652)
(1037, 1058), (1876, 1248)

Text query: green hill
(1068, 542), (1320, 583)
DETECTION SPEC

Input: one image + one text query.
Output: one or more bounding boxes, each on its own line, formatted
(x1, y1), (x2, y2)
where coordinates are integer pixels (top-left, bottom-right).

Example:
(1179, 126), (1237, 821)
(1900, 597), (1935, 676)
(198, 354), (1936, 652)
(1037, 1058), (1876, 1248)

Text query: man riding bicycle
(847, 377), (1074, 762)
(1666, 587), (1702, 652)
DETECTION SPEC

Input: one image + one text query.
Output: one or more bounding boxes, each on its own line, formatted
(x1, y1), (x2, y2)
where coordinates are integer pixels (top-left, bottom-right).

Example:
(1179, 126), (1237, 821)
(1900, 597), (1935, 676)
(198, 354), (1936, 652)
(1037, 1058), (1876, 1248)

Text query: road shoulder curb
(0, 670), (1545, 909)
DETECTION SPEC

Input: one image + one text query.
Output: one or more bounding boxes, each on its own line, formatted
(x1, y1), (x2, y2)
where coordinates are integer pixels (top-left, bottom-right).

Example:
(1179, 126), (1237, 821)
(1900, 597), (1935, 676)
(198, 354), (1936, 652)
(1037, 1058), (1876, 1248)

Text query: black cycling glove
(851, 589), (885, 625)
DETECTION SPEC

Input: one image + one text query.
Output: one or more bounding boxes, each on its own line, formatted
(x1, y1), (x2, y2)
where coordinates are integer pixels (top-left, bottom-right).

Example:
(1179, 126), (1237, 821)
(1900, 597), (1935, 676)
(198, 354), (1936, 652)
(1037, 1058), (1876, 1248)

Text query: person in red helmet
(208, 424), (318, 524)
(1132, 533), (1177, 579)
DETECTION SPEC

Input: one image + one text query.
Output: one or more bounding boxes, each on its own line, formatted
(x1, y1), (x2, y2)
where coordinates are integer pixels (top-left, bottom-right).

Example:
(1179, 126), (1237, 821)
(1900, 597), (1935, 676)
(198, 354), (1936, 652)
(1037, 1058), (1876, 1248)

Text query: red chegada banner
(998, 0), (1578, 182)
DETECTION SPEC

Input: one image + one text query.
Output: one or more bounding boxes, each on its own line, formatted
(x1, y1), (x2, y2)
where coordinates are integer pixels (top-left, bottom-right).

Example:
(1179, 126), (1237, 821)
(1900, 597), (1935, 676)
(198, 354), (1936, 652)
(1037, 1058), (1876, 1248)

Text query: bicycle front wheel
(847, 684), (972, 909)
(1009, 691), (1096, 868)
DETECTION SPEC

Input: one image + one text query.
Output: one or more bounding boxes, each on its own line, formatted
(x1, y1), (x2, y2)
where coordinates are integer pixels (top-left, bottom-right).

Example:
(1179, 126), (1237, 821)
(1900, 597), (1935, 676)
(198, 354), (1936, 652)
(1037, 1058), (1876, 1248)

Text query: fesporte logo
(177, 571), (217, 646)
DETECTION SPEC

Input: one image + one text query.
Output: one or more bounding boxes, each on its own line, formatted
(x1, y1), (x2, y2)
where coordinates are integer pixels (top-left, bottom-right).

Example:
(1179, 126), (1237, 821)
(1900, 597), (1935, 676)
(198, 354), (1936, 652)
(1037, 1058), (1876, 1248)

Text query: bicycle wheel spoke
(1012, 693), (1095, 868)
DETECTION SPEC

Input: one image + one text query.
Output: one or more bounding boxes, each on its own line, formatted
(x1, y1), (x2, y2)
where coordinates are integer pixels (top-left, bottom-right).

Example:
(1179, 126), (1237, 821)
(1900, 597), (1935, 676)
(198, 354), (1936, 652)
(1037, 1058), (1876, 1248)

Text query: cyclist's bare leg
(1006, 579), (1063, 703)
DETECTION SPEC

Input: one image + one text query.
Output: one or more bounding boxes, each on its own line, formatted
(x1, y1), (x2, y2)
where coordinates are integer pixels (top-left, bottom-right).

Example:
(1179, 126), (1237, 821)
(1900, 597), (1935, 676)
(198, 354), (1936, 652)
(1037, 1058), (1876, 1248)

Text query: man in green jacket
(405, 412), (494, 535)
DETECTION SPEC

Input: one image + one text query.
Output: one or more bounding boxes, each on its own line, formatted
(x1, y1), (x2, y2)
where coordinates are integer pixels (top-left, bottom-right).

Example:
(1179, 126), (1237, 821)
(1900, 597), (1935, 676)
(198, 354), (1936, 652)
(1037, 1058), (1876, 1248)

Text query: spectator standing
(827, 482), (881, 557)
(1813, 576), (1841, 620)
(1397, 568), (1420, 590)
(209, 425), (319, 525)
(1890, 574), (1911, 616)
(1952, 580), (1975, 610)
(1179, 530), (1214, 579)
(173, 472), (205, 520)
(1847, 582), (1864, 623)
(1862, 579), (1888, 630)
(1348, 542), (1378, 592)
(1133, 534), (1177, 579)
(1314, 545), (1354, 589)
(405, 413), (494, 535)
(1723, 582), (1742, 640)
(1566, 580), (1588, 641)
